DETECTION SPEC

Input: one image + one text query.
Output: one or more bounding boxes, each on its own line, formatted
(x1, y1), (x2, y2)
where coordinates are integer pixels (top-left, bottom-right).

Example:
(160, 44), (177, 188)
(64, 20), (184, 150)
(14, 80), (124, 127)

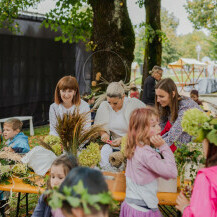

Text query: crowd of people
(0, 66), (216, 217)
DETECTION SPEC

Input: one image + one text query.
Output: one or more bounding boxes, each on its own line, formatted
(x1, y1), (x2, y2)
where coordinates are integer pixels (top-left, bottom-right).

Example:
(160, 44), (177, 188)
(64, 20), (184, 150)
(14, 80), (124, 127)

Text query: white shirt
(49, 99), (90, 136)
(108, 98), (128, 139)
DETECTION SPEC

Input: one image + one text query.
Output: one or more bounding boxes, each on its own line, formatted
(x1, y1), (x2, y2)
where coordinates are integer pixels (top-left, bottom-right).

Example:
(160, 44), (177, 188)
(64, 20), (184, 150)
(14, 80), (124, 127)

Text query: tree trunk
(89, 0), (135, 86)
(141, 0), (162, 96)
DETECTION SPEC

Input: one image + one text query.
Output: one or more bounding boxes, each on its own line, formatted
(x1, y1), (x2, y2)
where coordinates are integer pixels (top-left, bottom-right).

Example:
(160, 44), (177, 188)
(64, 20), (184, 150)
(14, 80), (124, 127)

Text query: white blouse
(49, 99), (90, 136)
(108, 98), (128, 139)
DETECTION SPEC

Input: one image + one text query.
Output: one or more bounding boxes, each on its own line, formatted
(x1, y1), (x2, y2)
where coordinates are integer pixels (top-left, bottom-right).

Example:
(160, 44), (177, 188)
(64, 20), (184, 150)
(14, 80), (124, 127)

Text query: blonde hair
(4, 118), (23, 131)
(106, 82), (125, 98)
(125, 107), (159, 159)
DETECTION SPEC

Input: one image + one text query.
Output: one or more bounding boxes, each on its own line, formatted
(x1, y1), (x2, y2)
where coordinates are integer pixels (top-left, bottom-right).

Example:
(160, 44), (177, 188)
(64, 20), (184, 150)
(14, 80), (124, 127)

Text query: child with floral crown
(46, 167), (112, 217)
(120, 107), (177, 217)
(176, 108), (217, 216)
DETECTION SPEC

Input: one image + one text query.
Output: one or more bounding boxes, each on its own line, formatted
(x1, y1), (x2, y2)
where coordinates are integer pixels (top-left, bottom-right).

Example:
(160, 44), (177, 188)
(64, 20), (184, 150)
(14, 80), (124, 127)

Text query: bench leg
(29, 119), (34, 136)
(16, 193), (21, 217)
(26, 193), (29, 216)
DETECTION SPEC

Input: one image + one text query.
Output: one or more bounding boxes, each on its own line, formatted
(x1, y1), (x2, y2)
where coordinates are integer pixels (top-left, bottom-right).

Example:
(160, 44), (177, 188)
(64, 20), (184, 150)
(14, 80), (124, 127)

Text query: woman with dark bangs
(155, 78), (201, 150)
(49, 76), (90, 136)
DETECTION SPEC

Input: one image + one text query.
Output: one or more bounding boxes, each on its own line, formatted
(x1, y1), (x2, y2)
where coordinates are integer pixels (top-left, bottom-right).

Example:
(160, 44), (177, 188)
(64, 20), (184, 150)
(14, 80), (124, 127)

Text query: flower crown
(181, 108), (217, 145)
(45, 180), (113, 214)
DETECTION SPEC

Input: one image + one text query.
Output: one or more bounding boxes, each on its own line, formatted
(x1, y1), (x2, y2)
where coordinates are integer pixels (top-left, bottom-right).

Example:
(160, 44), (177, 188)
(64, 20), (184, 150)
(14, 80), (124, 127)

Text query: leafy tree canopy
(0, 0), (93, 43)
(185, 0), (217, 36)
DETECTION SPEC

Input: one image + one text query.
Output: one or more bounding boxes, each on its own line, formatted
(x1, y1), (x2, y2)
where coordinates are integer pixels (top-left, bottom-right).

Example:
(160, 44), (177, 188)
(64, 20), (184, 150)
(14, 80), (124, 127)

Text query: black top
(142, 75), (156, 105)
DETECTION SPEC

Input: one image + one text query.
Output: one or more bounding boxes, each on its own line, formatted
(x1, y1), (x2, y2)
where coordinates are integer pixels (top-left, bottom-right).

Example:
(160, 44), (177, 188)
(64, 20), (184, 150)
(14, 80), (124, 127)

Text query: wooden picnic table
(0, 177), (180, 217)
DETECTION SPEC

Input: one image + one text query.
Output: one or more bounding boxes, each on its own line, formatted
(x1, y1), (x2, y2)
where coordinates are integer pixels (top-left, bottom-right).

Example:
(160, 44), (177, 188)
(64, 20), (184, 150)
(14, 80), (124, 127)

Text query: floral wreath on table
(181, 108), (217, 145)
(45, 180), (113, 215)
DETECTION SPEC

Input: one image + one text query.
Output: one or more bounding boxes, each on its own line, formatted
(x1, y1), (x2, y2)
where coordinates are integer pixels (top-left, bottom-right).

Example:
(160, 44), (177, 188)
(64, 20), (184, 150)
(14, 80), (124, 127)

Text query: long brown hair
(125, 107), (159, 159)
(54, 76), (81, 105)
(206, 143), (217, 168)
(155, 78), (180, 122)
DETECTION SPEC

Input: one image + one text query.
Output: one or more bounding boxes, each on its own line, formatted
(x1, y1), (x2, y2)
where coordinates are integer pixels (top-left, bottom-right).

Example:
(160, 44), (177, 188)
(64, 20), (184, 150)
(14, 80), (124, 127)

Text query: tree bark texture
(89, 0), (135, 85)
(141, 0), (162, 95)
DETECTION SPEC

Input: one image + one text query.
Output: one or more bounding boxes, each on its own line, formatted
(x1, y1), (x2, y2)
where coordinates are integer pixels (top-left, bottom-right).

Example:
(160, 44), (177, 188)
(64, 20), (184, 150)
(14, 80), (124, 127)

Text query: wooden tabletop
(0, 177), (179, 205)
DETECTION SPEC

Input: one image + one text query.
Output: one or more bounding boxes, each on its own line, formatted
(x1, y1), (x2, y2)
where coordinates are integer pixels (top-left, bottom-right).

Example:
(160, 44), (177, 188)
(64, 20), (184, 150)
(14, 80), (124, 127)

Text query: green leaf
(66, 196), (80, 207)
(207, 129), (217, 145)
(194, 128), (205, 143)
(210, 118), (217, 125)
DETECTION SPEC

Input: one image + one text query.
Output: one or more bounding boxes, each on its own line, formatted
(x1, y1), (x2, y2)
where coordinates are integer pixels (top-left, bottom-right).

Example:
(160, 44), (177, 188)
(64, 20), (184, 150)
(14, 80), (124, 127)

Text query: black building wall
(0, 15), (91, 126)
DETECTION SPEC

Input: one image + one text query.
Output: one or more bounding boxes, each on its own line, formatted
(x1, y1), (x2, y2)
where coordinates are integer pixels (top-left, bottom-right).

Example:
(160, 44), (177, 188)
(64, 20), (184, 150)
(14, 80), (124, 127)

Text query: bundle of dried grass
(55, 109), (103, 157)
(109, 151), (124, 168)
(0, 151), (22, 162)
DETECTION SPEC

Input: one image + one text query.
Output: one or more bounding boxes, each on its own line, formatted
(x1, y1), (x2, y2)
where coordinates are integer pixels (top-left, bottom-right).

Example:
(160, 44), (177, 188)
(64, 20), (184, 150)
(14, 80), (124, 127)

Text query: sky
(127, 0), (194, 35)
(29, 0), (194, 36)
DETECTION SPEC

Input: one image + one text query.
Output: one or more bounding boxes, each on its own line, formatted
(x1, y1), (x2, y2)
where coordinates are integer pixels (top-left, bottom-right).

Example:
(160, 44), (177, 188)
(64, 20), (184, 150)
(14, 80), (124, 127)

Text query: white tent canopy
(168, 58), (207, 69)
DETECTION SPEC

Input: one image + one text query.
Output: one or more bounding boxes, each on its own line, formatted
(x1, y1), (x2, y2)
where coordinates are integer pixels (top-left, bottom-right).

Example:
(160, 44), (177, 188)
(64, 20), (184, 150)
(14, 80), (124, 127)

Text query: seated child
(32, 154), (78, 217)
(190, 90), (202, 106)
(48, 167), (111, 217)
(3, 118), (30, 153)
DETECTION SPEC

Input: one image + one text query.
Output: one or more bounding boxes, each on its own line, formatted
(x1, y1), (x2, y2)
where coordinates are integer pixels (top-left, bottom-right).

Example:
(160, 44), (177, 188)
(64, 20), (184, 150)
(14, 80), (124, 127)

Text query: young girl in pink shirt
(120, 107), (177, 217)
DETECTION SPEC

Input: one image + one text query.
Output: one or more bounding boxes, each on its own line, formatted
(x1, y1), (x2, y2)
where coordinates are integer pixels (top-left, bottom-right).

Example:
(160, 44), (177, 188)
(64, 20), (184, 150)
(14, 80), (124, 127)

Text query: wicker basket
(103, 171), (126, 192)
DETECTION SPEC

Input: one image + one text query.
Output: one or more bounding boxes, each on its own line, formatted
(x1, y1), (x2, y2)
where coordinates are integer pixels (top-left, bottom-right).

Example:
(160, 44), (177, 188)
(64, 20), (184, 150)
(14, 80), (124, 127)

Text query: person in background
(120, 107), (177, 217)
(129, 85), (140, 99)
(32, 154), (78, 217)
(190, 90), (203, 106)
(49, 76), (90, 136)
(3, 118), (30, 153)
(142, 66), (163, 106)
(82, 93), (96, 125)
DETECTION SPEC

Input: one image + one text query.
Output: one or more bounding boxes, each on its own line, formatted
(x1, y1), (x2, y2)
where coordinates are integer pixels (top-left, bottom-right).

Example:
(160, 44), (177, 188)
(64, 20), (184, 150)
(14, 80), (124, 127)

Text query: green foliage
(46, 180), (113, 214)
(182, 108), (217, 145)
(161, 8), (181, 66)
(0, 0), (92, 44)
(185, 0), (216, 33)
(43, 1), (93, 43)
(181, 108), (210, 139)
(0, 0), (41, 32)
(185, 0), (217, 60)
(174, 143), (204, 184)
(176, 30), (212, 60)
(78, 142), (101, 167)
